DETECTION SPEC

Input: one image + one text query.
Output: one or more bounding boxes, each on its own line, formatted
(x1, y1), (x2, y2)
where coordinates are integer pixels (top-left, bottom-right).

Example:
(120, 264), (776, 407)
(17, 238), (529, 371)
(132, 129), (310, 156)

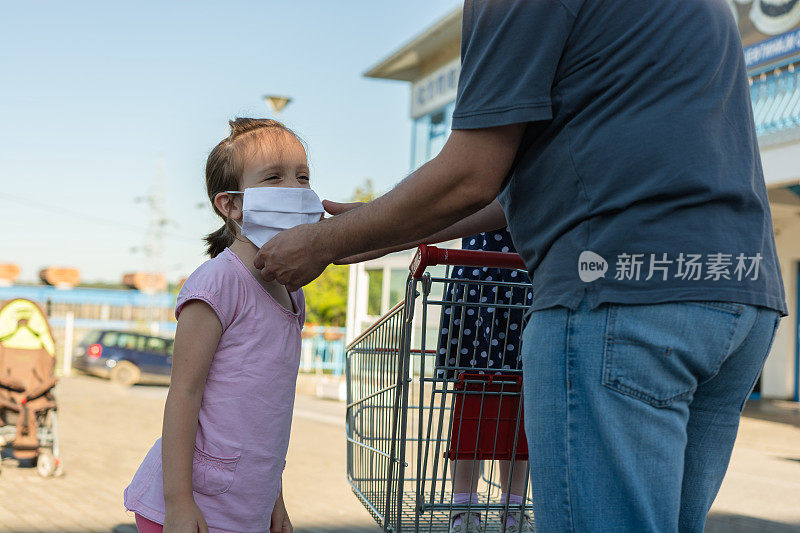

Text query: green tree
(304, 264), (349, 326)
(350, 178), (377, 203)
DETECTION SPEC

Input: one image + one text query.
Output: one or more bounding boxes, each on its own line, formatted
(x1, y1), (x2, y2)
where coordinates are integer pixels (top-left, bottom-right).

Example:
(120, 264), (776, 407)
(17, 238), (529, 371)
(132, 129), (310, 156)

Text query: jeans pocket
(602, 301), (743, 408)
(191, 445), (240, 496)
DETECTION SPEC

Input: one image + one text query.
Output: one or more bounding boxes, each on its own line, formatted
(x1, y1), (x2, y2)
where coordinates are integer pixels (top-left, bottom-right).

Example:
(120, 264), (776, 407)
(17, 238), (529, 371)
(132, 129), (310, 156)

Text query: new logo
(578, 251), (608, 282)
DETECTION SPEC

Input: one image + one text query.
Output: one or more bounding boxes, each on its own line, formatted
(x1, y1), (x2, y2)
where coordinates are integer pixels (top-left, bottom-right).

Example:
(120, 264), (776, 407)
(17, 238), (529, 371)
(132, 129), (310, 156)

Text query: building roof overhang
(364, 6), (462, 81)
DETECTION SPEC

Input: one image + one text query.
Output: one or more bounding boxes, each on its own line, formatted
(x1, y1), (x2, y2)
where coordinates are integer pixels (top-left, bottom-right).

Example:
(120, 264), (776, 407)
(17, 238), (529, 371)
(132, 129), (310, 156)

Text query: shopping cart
(346, 245), (535, 533)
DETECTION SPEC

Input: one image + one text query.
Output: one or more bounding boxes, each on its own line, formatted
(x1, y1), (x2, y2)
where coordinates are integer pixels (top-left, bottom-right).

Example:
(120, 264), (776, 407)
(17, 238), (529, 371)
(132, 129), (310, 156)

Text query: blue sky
(0, 1), (460, 282)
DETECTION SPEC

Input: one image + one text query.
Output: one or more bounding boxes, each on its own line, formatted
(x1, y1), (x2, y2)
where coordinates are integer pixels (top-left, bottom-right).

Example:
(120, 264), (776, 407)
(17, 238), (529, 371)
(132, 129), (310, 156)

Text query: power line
(0, 192), (200, 244)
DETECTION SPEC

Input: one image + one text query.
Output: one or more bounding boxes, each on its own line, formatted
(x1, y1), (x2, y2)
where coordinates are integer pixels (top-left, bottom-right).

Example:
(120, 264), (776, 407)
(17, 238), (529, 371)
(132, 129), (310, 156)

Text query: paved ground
(0, 374), (798, 532)
(0, 374), (379, 533)
(705, 400), (800, 533)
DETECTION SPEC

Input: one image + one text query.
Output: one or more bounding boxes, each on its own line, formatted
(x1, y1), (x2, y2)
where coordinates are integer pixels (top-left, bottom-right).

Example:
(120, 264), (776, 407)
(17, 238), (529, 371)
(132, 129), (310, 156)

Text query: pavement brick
(0, 374), (797, 532)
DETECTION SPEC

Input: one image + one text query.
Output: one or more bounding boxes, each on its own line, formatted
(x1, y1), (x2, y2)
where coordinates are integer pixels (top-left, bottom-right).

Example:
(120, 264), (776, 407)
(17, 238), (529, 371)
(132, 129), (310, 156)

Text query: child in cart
(123, 118), (323, 533)
(437, 229), (534, 533)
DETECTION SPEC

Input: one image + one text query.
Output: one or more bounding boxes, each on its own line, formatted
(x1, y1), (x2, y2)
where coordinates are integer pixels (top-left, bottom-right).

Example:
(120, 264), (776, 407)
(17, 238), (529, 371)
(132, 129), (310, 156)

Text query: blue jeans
(521, 297), (780, 532)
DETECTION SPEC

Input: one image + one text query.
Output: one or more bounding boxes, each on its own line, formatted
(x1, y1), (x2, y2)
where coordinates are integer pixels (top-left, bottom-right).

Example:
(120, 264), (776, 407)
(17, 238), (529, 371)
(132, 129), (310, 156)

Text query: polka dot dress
(436, 229), (533, 379)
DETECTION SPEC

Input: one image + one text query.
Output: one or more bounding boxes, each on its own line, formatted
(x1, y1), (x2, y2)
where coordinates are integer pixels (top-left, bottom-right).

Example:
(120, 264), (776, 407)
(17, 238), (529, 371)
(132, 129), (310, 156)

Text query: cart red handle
(410, 244), (527, 279)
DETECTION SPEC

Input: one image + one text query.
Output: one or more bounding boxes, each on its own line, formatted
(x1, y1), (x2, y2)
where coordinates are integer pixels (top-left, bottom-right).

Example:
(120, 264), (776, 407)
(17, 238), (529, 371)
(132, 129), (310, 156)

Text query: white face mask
(225, 187), (325, 249)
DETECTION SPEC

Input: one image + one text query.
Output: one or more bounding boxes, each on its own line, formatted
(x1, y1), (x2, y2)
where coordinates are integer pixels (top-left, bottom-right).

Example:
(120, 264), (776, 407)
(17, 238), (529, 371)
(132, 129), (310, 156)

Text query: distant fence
(301, 326), (347, 376)
(0, 285), (175, 372)
(0, 285), (347, 377)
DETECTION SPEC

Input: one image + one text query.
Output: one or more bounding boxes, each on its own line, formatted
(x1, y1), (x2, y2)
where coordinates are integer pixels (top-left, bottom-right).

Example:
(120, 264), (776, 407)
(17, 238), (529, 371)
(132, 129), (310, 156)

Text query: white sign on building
(410, 57), (460, 119)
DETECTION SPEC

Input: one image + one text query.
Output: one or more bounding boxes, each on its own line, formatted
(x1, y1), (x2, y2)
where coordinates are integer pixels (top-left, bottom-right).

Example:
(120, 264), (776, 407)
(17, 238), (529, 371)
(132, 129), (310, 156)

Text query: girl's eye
(264, 175), (280, 181)
(298, 175), (310, 181)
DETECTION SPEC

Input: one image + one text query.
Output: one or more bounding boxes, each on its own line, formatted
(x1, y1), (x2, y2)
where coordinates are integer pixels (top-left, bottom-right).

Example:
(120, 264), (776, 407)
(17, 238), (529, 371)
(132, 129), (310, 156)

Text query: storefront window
(389, 269), (408, 306)
(411, 101), (455, 170)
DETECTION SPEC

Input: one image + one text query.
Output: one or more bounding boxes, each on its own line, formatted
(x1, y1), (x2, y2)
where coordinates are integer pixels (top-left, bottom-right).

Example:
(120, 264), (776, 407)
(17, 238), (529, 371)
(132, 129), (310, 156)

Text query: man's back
(455, 0), (787, 315)
(451, 4), (786, 531)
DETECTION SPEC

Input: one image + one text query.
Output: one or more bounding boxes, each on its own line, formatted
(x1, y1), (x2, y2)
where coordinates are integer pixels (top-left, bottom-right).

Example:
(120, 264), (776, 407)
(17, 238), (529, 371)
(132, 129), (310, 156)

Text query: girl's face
(214, 130), (311, 227)
(240, 130), (310, 191)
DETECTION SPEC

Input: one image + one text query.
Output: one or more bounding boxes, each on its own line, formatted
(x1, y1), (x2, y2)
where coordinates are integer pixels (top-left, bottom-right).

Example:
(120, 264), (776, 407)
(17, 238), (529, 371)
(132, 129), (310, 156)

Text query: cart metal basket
(346, 245), (535, 532)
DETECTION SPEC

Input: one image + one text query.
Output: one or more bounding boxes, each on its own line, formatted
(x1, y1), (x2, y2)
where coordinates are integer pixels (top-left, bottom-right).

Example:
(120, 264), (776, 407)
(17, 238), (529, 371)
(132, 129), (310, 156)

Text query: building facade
(350, 4), (800, 401)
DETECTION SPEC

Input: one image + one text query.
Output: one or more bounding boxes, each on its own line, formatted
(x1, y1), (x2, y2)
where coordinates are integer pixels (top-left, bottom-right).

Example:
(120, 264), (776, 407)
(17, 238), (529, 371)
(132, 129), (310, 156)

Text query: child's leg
(451, 459), (481, 494)
(450, 460), (481, 529)
(498, 459), (530, 497)
(135, 513), (164, 533)
(499, 460), (533, 530)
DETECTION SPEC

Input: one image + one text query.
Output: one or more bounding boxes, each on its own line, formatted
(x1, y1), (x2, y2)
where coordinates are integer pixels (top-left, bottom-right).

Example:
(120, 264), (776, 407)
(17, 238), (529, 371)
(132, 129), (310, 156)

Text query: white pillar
(302, 335), (313, 372)
(62, 312), (74, 377)
(346, 264), (359, 344)
(381, 265), (392, 315)
(346, 263), (369, 344)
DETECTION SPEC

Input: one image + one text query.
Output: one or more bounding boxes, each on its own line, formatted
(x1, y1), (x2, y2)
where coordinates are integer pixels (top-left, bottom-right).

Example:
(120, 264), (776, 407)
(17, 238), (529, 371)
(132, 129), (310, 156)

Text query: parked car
(72, 330), (173, 386)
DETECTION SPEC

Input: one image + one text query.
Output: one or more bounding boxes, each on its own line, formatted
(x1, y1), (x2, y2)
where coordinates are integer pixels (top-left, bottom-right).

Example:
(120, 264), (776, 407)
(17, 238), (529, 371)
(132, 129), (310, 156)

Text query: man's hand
(323, 199), (364, 216)
(255, 124), (524, 289)
(254, 222), (333, 292)
(253, 200), (363, 289)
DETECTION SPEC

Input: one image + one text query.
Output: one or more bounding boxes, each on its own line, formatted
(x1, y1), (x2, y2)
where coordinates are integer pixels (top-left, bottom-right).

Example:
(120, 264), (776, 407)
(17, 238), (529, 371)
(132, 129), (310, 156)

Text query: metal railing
(301, 326), (347, 376)
(750, 59), (800, 145)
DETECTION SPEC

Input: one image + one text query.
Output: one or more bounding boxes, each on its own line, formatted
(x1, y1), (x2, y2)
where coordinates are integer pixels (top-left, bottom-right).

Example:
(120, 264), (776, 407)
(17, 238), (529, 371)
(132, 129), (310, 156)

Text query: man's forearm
(422, 199), (507, 244)
(333, 199), (508, 265)
(315, 151), (497, 262)
(313, 126), (523, 262)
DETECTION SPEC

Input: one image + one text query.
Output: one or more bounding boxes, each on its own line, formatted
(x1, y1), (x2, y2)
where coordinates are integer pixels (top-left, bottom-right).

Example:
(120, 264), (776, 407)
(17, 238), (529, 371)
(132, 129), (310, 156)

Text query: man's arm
(317, 124), (524, 258)
(253, 124), (525, 290)
(325, 199), (508, 264)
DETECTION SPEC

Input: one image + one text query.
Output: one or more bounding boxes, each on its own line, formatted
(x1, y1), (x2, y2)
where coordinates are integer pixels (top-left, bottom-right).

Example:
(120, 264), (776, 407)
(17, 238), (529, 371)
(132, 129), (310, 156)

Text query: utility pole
(132, 157), (173, 334)
(134, 157), (169, 274)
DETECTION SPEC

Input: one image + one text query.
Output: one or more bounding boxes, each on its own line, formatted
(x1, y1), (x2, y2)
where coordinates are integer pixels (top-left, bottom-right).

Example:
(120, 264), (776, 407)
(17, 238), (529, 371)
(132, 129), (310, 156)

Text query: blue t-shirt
(453, 0), (788, 316)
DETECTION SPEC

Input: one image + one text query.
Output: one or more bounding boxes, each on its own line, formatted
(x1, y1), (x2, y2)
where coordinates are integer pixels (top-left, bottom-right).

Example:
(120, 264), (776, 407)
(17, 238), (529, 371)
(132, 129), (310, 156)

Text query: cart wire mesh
(346, 245), (535, 532)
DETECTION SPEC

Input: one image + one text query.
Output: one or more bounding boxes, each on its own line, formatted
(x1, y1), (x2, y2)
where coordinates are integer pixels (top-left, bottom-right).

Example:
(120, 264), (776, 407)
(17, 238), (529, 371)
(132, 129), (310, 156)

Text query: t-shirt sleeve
(452, 0), (578, 130)
(175, 262), (239, 331)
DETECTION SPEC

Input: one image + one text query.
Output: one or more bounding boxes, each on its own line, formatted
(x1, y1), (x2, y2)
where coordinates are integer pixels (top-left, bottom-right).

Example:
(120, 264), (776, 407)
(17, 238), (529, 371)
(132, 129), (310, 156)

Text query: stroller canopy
(0, 299), (55, 356)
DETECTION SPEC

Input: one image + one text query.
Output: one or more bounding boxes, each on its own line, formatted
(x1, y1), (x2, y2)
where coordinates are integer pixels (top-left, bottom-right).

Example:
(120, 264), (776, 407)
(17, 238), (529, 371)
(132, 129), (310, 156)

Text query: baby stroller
(0, 298), (63, 477)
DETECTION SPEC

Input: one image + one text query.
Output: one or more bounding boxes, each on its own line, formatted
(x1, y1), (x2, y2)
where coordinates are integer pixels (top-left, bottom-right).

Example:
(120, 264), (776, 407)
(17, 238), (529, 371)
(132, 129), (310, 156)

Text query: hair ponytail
(205, 222), (236, 258)
(203, 117), (302, 257)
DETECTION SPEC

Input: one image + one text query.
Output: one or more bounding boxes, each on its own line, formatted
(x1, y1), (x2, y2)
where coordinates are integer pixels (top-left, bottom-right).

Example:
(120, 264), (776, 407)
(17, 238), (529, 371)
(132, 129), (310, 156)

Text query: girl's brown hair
(204, 117), (302, 258)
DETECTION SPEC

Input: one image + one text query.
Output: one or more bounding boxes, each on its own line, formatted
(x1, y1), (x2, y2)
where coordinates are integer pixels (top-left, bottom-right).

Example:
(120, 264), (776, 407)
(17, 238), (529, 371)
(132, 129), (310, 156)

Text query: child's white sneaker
(502, 511), (534, 532)
(449, 511), (481, 533)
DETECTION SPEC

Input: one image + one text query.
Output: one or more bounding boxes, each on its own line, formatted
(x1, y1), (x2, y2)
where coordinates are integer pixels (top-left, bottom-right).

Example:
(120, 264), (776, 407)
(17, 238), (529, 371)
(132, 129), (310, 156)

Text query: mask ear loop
(215, 191), (246, 240)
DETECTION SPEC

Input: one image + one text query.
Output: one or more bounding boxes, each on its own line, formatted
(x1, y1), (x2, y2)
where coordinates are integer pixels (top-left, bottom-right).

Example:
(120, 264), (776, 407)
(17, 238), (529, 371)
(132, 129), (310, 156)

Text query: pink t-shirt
(123, 248), (304, 533)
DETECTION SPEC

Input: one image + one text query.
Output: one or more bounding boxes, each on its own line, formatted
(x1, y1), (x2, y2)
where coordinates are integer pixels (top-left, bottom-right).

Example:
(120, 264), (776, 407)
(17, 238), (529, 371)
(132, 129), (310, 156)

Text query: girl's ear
(214, 192), (242, 222)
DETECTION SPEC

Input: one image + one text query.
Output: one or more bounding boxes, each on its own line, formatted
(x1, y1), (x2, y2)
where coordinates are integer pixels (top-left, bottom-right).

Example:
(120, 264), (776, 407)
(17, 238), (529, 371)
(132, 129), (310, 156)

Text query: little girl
(438, 229), (534, 533)
(124, 118), (323, 533)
